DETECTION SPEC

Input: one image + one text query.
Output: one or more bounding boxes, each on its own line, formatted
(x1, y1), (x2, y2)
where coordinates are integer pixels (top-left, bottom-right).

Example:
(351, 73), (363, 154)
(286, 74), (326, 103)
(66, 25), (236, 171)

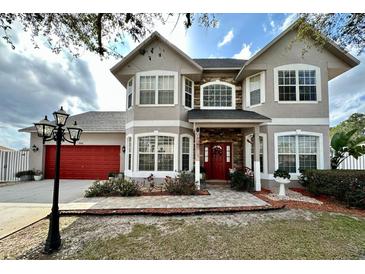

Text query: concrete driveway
(0, 179), (94, 238)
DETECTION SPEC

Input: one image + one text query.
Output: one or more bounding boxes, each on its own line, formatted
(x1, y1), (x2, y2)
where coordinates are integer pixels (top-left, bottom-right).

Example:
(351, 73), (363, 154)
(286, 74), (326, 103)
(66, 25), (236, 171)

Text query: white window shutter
(260, 71), (265, 104)
(245, 78), (250, 108)
(316, 67), (322, 102)
(273, 68), (279, 102)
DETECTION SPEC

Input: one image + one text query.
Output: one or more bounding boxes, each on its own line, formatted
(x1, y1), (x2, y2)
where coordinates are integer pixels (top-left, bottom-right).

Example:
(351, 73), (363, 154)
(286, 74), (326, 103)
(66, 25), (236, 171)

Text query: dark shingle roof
(187, 109), (270, 121)
(193, 58), (246, 69)
(19, 111), (126, 133)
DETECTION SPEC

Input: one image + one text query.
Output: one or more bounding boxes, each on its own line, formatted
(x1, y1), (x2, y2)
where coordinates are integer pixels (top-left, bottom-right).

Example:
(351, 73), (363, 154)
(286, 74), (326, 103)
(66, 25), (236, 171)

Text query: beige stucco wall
(242, 29), (351, 119)
(29, 132), (125, 173)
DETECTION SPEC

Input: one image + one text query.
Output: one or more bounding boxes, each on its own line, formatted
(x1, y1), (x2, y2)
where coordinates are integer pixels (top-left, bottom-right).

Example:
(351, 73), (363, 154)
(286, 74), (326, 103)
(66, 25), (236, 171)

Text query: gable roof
(193, 58), (246, 69)
(110, 31), (203, 74)
(235, 19), (360, 81)
(19, 111), (126, 133)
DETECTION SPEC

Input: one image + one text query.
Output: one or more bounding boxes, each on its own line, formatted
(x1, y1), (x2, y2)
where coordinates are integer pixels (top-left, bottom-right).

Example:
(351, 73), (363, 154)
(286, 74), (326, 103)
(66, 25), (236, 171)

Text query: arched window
(200, 81), (236, 109)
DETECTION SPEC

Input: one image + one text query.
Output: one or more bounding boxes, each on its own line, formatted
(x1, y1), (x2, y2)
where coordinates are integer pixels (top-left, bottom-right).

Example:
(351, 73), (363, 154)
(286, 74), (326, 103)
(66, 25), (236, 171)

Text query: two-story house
(20, 20), (359, 191)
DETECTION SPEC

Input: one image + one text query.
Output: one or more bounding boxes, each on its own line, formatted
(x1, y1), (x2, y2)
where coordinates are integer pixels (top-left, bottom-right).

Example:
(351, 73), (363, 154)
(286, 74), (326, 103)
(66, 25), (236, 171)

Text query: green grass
(74, 213), (365, 260)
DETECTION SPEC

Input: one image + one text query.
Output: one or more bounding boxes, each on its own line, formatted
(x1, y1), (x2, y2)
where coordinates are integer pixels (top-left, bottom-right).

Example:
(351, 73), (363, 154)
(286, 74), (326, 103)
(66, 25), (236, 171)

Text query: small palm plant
(331, 129), (365, 169)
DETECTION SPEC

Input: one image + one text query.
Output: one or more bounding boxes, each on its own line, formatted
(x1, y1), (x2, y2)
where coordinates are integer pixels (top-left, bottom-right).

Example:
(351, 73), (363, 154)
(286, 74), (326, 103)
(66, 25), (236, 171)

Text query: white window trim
(180, 134), (194, 171)
(125, 134), (133, 172)
(182, 76), (194, 110)
(274, 130), (324, 176)
(136, 70), (178, 107)
(133, 132), (179, 178)
(127, 77), (134, 110)
(245, 71), (265, 108)
(245, 133), (268, 175)
(273, 64), (321, 103)
(200, 80), (236, 110)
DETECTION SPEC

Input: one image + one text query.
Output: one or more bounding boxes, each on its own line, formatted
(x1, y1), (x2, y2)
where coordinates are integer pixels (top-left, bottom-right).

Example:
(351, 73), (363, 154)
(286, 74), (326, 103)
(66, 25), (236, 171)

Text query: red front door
(204, 143), (232, 180)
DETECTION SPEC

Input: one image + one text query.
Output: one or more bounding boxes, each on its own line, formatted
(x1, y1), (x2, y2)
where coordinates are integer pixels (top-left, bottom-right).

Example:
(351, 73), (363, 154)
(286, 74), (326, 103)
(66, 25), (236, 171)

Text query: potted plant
(273, 169), (291, 197)
(15, 170), (35, 181)
(34, 170), (43, 181)
(108, 172), (116, 181)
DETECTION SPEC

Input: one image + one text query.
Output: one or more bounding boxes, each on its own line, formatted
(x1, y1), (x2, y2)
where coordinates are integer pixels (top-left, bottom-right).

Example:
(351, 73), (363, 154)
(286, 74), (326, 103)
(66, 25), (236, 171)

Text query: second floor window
(138, 71), (177, 106)
(183, 77), (193, 109)
(200, 81), (235, 109)
(127, 78), (133, 109)
(274, 64), (321, 103)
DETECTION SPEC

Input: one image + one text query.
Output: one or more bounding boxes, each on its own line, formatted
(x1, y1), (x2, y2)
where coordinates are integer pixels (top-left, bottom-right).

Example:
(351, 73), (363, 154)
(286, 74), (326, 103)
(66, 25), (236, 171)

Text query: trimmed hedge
(85, 179), (140, 197)
(299, 169), (365, 208)
(230, 171), (254, 191)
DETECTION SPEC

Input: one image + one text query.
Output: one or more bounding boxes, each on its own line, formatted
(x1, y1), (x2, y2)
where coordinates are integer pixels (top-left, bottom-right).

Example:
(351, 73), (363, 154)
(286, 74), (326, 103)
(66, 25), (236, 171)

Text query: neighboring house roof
(0, 145), (15, 151)
(187, 109), (271, 122)
(19, 111), (126, 133)
(110, 31), (203, 74)
(235, 19), (360, 81)
(193, 58), (246, 69)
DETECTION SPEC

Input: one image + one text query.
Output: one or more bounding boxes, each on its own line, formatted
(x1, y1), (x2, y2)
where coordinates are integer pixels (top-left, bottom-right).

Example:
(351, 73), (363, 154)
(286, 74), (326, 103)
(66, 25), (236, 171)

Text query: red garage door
(45, 145), (121, 180)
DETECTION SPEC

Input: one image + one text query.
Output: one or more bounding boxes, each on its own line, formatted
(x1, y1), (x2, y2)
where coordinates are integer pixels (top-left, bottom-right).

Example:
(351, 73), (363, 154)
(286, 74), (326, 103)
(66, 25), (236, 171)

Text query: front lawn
(1, 210), (365, 259)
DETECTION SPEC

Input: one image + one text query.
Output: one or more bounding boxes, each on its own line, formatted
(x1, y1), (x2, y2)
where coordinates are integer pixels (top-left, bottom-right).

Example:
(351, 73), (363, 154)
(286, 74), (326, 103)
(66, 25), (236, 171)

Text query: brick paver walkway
(73, 187), (268, 209)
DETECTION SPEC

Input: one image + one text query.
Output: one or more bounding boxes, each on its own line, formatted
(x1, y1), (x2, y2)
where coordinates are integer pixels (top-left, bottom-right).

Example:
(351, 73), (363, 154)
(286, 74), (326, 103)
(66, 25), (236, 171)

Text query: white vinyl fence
(0, 150), (29, 182)
(338, 155), (365, 170)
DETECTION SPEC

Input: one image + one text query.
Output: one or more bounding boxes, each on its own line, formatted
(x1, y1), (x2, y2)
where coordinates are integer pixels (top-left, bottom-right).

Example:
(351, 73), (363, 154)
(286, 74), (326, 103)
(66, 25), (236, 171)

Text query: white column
(194, 124), (200, 190)
(254, 125), (261, 191)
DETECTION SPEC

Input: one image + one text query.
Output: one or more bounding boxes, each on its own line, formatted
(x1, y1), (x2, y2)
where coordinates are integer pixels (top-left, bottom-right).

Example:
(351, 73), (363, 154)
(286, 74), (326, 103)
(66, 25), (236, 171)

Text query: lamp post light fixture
(34, 106), (82, 254)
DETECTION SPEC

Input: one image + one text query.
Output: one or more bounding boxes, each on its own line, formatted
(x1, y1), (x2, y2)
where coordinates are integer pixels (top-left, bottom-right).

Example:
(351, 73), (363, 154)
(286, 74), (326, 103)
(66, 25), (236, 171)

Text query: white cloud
(218, 29), (234, 48)
(262, 24), (267, 33)
(279, 13), (298, 32)
(233, 43), (253, 60)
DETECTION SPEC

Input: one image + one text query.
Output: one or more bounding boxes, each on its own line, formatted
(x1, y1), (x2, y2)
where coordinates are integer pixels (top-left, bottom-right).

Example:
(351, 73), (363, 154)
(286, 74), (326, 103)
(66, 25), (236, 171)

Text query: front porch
(188, 109), (271, 191)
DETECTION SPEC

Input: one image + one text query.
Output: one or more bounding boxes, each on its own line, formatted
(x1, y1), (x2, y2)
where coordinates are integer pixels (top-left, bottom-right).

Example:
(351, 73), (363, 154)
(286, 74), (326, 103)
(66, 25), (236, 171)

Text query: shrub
(230, 170), (254, 191)
(15, 170), (35, 178)
(273, 169), (291, 180)
(299, 169), (365, 208)
(85, 178), (140, 197)
(164, 171), (197, 195)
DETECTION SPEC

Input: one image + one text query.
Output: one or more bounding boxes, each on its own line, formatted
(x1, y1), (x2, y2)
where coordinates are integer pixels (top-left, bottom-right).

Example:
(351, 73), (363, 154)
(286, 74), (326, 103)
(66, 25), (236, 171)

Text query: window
(127, 136), (132, 170)
(158, 76), (174, 104)
(251, 136), (264, 173)
(226, 145), (231, 163)
(201, 81), (235, 109)
(299, 70), (317, 101)
(277, 134), (319, 173)
(249, 74), (261, 105)
(183, 77), (193, 108)
(140, 76), (156, 105)
(181, 136), (190, 170)
(274, 64), (321, 102)
(127, 78), (133, 109)
(157, 136), (174, 171)
(138, 136), (155, 171)
(204, 146), (209, 162)
(278, 70), (296, 101)
(138, 135), (175, 171)
(138, 71), (177, 105)
(246, 72), (265, 107)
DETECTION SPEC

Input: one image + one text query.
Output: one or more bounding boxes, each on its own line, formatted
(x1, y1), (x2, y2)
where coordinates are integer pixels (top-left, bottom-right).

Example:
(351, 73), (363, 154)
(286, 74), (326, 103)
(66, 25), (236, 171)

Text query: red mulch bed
(253, 189), (365, 218)
(59, 204), (284, 217)
(141, 189), (210, 196)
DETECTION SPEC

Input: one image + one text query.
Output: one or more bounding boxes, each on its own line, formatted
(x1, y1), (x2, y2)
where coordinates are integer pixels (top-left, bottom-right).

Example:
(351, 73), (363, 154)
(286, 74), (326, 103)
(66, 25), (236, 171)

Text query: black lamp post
(34, 106), (82, 254)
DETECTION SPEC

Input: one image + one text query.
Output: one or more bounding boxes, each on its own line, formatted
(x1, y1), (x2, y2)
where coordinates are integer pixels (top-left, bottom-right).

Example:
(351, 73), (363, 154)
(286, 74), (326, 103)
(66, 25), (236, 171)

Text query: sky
(0, 13), (364, 150)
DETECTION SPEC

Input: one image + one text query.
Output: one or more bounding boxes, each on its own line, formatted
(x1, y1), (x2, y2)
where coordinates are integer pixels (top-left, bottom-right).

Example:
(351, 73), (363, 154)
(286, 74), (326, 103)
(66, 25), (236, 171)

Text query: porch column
(254, 125), (261, 191)
(194, 124), (200, 190)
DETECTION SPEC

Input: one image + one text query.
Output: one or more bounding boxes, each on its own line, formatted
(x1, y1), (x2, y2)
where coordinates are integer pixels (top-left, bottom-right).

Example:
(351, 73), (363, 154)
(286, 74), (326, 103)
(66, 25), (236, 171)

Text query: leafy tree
(295, 14), (365, 55)
(330, 129), (365, 169)
(330, 113), (365, 139)
(0, 13), (218, 58)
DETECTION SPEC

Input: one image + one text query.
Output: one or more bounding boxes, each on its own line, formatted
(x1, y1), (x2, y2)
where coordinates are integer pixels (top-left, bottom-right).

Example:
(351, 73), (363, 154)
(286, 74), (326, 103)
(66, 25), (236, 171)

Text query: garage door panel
(45, 145), (121, 180)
